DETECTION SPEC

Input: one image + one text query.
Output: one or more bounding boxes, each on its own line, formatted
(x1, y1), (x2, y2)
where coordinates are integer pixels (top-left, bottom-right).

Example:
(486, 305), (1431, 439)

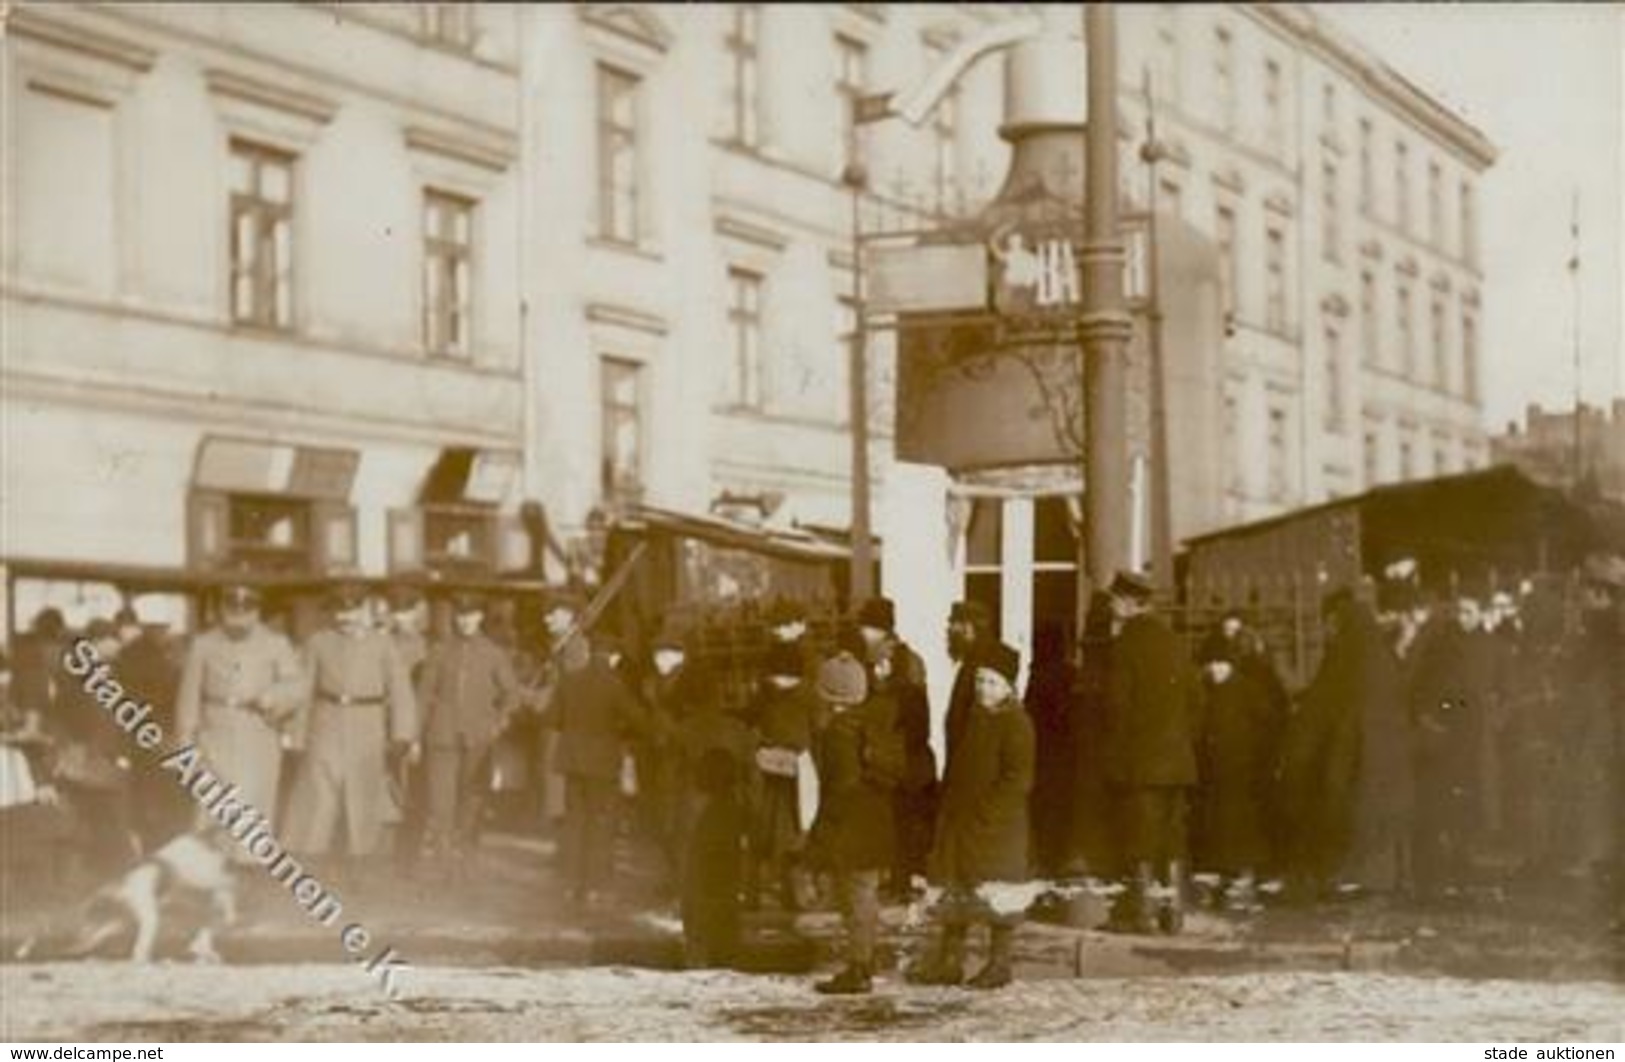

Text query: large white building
(0, 3), (1493, 672)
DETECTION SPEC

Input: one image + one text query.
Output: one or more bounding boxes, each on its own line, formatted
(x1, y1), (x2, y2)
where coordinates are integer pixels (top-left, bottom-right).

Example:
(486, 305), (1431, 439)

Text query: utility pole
(845, 157), (874, 602)
(1080, 4), (1134, 599)
(1142, 69), (1174, 598)
(1569, 188), (1584, 491)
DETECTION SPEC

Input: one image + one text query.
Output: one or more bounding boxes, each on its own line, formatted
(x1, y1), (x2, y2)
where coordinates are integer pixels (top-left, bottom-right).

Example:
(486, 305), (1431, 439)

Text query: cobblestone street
(3, 963), (1622, 1042)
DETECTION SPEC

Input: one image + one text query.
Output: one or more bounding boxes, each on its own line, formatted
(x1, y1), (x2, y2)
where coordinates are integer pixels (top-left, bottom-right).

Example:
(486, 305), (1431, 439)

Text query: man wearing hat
(415, 592), (519, 868)
(856, 596), (935, 901)
(284, 583), (418, 873)
(176, 584), (306, 837)
(908, 641), (1034, 990)
(943, 599), (995, 764)
(387, 586), (429, 684)
(746, 639), (816, 909)
(544, 592), (645, 907)
(763, 596), (816, 684)
(1101, 569), (1199, 934)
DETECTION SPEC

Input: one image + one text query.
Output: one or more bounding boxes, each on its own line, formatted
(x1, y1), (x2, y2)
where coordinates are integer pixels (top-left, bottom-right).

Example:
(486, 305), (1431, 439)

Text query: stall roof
(1185, 465), (1562, 548)
(615, 505), (853, 563)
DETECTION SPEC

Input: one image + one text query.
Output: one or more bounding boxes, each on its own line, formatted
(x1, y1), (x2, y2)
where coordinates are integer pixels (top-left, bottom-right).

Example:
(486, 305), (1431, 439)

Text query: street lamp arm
(861, 15), (1044, 128)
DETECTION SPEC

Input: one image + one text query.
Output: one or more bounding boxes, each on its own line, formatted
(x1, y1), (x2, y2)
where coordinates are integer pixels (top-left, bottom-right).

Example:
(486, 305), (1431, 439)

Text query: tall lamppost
(844, 156), (875, 602)
(1080, 4), (1134, 600)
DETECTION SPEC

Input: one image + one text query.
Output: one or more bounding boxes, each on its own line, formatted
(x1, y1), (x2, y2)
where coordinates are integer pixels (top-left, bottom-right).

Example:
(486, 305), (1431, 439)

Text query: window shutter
(496, 513), (530, 574)
(387, 508), (425, 574)
(187, 490), (230, 570)
(312, 501), (359, 575)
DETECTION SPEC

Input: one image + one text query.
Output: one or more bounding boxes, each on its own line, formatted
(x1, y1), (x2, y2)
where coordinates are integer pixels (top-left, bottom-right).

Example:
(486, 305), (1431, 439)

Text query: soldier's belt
(319, 692), (387, 707)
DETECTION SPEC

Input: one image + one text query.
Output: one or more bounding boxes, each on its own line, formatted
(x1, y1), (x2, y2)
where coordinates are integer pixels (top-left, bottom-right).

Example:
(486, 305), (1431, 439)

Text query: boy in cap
(806, 651), (898, 994)
(909, 641), (1034, 990)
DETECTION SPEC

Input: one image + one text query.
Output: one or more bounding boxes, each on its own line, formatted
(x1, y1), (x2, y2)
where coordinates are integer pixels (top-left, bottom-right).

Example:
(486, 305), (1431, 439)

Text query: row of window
(1223, 392), (1476, 510)
(1165, 13), (1478, 265)
(717, 7), (961, 210)
(1356, 117), (1477, 263)
(1357, 270), (1479, 396)
(227, 139), (474, 358)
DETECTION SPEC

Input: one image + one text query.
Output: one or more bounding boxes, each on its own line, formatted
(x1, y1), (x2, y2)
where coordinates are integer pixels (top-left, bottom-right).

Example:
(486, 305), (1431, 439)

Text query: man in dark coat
(1279, 590), (1379, 900)
(52, 619), (140, 876)
(944, 599), (994, 765)
(1101, 571), (1199, 934)
(856, 595), (936, 901)
(908, 641), (1034, 990)
(1024, 621), (1076, 879)
(1193, 636), (1275, 906)
(806, 652), (898, 995)
(1407, 592), (1501, 900)
(543, 595), (644, 907)
(1072, 590), (1118, 878)
(1339, 592), (1414, 896)
(113, 608), (188, 847)
(416, 593), (518, 865)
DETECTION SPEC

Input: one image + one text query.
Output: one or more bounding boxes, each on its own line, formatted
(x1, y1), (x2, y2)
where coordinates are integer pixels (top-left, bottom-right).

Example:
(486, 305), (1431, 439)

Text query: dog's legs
(120, 865), (162, 963)
(186, 884), (237, 964)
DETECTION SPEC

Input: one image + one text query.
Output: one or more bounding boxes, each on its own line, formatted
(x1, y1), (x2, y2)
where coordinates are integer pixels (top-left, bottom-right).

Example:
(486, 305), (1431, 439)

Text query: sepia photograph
(0, 0), (1622, 1046)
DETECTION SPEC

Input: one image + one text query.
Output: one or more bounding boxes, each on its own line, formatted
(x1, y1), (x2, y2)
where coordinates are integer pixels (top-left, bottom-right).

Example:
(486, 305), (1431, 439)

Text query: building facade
(0, 2), (1494, 675)
(2, 2), (526, 632)
(1115, 3), (1495, 527)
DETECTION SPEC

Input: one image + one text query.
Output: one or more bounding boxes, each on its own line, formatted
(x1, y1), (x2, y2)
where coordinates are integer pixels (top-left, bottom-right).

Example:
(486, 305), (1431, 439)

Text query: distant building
(1491, 400), (1625, 502)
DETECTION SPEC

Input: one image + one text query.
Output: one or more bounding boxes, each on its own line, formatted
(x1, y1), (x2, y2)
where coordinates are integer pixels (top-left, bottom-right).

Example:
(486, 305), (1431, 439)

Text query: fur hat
(766, 597), (808, 628)
(816, 651), (868, 706)
(856, 596), (896, 633)
(949, 599), (991, 628)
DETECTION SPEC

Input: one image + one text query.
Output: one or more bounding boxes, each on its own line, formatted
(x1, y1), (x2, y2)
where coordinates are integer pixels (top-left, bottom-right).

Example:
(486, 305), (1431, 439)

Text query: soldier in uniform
(417, 592), (519, 865)
(175, 584), (306, 833)
(285, 584), (418, 875)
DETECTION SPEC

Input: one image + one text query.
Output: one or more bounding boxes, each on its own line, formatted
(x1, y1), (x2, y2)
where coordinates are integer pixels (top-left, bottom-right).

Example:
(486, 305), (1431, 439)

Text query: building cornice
(205, 68), (339, 126)
(578, 5), (673, 54)
(404, 124), (516, 173)
(714, 214), (791, 253)
(585, 302), (669, 337)
(1247, 3), (1497, 170)
(5, 6), (158, 72)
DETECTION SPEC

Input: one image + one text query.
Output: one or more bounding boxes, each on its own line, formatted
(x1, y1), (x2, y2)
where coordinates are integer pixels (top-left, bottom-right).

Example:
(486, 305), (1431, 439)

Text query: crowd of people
(1, 553), (1621, 994)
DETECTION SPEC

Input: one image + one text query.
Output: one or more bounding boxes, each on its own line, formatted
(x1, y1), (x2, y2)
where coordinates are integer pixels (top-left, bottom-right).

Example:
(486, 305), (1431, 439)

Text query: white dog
(16, 832), (240, 964)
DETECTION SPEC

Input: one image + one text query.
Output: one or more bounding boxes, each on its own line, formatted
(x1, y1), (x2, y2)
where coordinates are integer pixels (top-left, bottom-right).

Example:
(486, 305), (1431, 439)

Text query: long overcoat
(930, 699), (1035, 886)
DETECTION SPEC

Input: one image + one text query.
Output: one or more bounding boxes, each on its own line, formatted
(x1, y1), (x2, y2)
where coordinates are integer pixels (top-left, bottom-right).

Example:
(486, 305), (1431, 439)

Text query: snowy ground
(3, 962), (1622, 1042)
